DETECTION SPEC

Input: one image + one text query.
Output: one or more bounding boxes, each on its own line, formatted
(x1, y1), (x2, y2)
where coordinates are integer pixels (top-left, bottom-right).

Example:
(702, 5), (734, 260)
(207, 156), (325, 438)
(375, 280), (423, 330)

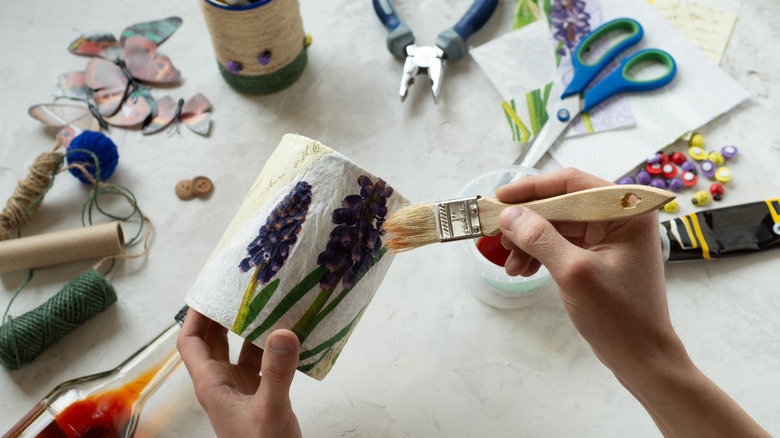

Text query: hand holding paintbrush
(383, 181), (675, 253)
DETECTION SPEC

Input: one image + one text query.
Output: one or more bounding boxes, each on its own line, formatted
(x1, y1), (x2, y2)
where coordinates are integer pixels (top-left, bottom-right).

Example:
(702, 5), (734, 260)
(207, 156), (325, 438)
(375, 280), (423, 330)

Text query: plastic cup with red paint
(458, 166), (554, 309)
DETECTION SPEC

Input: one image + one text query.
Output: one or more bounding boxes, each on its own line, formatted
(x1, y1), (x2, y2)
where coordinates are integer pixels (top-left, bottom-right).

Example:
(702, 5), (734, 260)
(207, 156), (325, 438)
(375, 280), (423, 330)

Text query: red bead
(662, 163), (678, 178)
(646, 162), (663, 176)
(709, 183), (724, 201)
(671, 151), (687, 165)
(659, 153), (671, 166)
(681, 171), (697, 187)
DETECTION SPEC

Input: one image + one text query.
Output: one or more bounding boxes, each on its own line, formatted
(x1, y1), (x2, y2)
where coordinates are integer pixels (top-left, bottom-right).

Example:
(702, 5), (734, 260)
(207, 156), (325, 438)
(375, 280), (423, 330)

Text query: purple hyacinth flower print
(549, 0), (591, 57)
(317, 176), (393, 289)
(239, 181), (313, 283)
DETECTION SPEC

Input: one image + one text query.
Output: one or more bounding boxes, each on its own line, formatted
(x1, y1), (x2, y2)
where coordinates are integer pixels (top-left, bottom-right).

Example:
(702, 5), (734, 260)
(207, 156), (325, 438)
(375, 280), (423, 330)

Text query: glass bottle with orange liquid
(4, 306), (188, 438)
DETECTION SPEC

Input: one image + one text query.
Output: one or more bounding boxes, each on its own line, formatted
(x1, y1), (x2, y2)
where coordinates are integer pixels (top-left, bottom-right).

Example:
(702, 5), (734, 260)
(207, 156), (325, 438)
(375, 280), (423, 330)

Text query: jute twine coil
(201, 0), (307, 94)
(202, 0), (304, 76)
(0, 150), (62, 241)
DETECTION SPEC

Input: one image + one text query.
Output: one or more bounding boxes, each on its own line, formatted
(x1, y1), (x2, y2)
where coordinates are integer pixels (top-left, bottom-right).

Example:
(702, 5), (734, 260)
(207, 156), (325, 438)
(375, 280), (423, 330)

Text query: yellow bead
(691, 190), (710, 206)
(708, 151), (725, 166)
(305, 34), (313, 48)
(661, 199), (679, 213)
(715, 167), (732, 182)
(689, 133), (704, 148)
(688, 146), (708, 160)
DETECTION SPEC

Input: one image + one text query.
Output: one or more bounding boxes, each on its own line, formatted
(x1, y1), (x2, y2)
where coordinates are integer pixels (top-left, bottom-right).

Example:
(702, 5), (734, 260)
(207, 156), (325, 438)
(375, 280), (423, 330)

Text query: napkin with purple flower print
(186, 134), (406, 380)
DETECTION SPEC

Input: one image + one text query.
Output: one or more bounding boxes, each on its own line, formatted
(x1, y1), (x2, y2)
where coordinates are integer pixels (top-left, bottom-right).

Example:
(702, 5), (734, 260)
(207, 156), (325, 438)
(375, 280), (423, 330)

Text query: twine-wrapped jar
(201, 0), (308, 94)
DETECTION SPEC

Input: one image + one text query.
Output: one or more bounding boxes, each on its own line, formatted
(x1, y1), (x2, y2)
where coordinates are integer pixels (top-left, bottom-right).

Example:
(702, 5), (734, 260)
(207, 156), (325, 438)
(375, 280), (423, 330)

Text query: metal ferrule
(433, 196), (483, 242)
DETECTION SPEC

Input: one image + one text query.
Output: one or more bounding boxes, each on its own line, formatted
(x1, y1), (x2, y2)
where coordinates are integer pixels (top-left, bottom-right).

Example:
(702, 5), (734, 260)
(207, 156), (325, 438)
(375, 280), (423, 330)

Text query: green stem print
(526, 82), (553, 136)
(502, 99), (529, 142)
(513, 0), (542, 29)
(295, 246), (387, 343)
(233, 275), (279, 335)
(291, 273), (343, 339)
(245, 267), (326, 343)
(232, 261), (266, 333)
(297, 309), (365, 374)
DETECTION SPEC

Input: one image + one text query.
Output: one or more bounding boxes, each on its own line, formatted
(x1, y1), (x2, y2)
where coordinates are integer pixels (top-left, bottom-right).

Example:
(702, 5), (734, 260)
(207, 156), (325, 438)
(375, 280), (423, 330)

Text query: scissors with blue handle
(516, 17), (677, 168)
(373, 0), (498, 103)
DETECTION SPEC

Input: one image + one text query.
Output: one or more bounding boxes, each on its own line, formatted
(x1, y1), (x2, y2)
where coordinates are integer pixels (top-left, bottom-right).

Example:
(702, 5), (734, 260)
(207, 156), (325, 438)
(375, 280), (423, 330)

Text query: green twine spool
(0, 269), (117, 371)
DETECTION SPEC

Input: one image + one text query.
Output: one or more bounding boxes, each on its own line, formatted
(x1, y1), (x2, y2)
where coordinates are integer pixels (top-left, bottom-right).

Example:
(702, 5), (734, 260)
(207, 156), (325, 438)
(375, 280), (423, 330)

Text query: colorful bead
(226, 60), (244, 74)
(650, 179), (667, 189)
(689, 146), (708, 160)
(708, 151), (725, 166)
(689, 133), (704, 148)
(647, 153), (662, 164)
(636, 169), (652, 185)
(646, 162), (663, 176)
(715, 167), (732, 182)
(709, 183), (724, 201)
(681, 161), (697, 174)
(661, 199), (679, 213)
(662, 163), (678, 178)
(618, 176), (636, 185)
(668, 178), (685, 192)
(700, 160), (716, 178)
(659, 153), (670, 165)
(681, 171), (697, 187)
(691, 190), (710, 206)
(671, 151), (687, 165)
(257, 50), (272, 66)
(721, 145), (738, 158)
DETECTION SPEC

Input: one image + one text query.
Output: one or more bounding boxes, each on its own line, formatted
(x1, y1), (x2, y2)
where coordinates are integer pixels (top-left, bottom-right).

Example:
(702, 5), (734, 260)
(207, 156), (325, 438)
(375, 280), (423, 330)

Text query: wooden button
(176, 179), (195, 200)
(192, 176), (214, 196)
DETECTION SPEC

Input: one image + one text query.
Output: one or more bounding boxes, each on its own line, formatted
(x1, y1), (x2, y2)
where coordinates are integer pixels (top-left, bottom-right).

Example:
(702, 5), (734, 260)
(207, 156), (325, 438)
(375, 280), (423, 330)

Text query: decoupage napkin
(186, 134), (406, 380)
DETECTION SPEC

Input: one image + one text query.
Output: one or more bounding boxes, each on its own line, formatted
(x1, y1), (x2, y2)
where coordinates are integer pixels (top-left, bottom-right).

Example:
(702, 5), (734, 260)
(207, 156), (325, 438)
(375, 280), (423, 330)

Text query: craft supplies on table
(185, 134), (407, 380)
(200, 0), (309, 94)
(515, 17), (677, 169)
(472, 0), (750, 182)
(372, 0), (498, 103)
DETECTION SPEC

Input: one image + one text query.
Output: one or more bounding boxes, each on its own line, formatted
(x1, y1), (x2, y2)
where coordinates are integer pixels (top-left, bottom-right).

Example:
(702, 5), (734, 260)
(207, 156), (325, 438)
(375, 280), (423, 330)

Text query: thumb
(257, 329), (299, 410)
(499, 206), (582, 274)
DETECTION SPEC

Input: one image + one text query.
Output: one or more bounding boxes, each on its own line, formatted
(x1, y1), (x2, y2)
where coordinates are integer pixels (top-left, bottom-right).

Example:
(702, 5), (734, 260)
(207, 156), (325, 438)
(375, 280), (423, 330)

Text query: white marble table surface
(1, 0), (778, 436)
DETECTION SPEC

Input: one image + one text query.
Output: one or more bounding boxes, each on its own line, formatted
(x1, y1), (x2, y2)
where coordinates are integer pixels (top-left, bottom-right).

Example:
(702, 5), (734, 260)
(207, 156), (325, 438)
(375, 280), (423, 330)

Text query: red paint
(477, 233), (512, 267)
(35, 369), (154, 438)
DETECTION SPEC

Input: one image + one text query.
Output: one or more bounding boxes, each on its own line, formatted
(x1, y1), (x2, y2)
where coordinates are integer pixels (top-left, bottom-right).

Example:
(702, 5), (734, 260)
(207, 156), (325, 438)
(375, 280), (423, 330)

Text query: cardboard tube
(0, 222), (124, 275)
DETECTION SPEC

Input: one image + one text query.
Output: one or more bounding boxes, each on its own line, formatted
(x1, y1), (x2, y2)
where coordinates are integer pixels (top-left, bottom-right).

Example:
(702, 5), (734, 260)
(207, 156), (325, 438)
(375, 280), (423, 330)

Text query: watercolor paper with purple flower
(185, 134), (407, 380)
(472, 0), (636, 142)
(473, 0), (748, 182)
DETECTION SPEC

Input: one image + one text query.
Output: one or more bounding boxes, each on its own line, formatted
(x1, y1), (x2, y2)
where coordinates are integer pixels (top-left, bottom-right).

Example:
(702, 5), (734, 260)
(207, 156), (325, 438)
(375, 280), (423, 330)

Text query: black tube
(660, 199), (780, 262)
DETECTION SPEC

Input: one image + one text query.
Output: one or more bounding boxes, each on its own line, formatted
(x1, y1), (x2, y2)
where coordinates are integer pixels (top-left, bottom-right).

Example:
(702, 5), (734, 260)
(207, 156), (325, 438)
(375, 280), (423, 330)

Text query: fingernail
(499, 206), (525, 231)
(270, 333), (295, 356)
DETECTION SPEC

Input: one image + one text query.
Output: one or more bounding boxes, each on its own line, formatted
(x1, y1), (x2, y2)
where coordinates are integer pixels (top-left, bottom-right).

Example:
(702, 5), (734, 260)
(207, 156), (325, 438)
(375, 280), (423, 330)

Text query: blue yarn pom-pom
(66, 131), (119, 184)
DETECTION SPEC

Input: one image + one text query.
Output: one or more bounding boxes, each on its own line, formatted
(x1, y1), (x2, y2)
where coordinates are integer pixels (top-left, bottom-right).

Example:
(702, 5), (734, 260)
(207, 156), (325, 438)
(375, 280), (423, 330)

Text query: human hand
(495, 168), (678, 373)
(496, 168), (770, 437)
(177, 309), (302, 438)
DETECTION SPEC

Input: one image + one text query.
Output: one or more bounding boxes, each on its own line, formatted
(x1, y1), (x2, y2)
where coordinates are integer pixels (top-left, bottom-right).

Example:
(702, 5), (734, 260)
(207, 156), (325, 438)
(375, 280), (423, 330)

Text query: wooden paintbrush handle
(478, 184), (675, 236)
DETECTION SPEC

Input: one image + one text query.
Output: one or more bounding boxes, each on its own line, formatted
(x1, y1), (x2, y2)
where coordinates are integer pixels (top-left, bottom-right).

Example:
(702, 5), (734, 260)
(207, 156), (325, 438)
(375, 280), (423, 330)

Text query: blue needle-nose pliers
(373, 0), (498, 103)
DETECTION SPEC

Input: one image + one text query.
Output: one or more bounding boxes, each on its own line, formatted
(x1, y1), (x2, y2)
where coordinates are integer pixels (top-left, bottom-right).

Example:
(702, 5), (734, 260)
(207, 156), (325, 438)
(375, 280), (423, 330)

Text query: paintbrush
(382, 184), (675, 253)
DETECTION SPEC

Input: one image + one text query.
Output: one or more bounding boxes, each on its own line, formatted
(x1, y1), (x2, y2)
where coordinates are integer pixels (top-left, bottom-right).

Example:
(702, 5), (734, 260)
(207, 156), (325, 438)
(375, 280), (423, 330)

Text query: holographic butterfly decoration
(142, 94), (212, 136)
(66, 17), (183, 124)
(29, 71), (146, 146)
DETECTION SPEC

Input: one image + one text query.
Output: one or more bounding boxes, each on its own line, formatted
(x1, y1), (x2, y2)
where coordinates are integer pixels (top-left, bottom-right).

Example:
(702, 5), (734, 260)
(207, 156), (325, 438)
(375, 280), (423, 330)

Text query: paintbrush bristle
(382, 202), (439, 253)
